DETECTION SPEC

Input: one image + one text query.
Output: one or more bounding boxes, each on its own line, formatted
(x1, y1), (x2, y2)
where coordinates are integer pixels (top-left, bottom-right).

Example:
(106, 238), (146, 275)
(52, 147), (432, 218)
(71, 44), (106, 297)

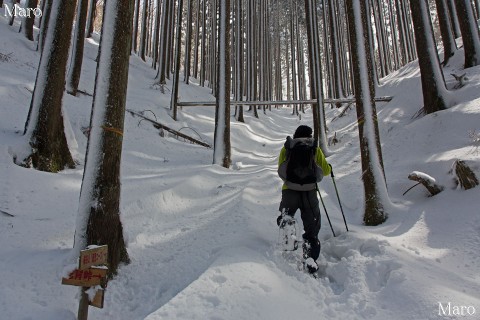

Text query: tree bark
(132, 0), (141, 52)
(213, 0), (232, 168)
(184, 0), (193, 83)
(435, 0), (458, 65)
(139, 0), (149, 61)
(23, 0), (38, 41)
(395, 0), (408, 65)
(209, 0), (217, 94)
(170, 0), (184, 120)
(346, 0), (389, 226)
(304, 0), (329, 153)
(85, 0), (97, 38)
(474, 0), (480, 18)
(37, 0), (52, 52)
(327, 0), (344, 105)
(371, 0), (387, 78)
(388, 0), (400, 70)
(447, 0), (462, 38)
(166, 0), (175, 79)
(192, 0), (201, 78)
(453, 160), (479, 190)
(409, 0), (449, 114)
(151, 0), (161, 67)
(454, 0), (480, 68)
(289, 1), (297, 111)
(75, 0), (134, 277)
(235, 0), (244, 122)
(155, 0), (171, 84)
(67, 0), (89, 96)
(8, 0), (20, 26)
(199, 0), (206, 85)
(23, 0), (76, 172)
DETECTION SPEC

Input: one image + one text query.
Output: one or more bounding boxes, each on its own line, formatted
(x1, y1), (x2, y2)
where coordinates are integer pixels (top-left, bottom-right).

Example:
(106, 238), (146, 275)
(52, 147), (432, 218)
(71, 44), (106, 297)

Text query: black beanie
(293, 125), (313, 138)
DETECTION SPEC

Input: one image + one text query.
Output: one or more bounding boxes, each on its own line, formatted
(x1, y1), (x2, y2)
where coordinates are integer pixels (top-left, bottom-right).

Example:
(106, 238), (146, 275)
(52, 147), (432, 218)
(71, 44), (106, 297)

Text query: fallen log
(176, 96), (393, 107)
(408, 171), (444, 196)
(127, 109), (211, 148)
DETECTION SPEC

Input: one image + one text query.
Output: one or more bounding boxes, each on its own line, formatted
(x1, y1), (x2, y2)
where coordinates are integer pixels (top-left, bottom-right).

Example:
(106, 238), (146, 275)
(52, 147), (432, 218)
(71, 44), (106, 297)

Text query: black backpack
(278, 136), (323, 191)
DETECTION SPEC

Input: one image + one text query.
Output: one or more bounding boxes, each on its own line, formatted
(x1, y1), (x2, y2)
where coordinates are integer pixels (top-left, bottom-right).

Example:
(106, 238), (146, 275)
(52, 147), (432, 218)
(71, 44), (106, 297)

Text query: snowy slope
(1, 10), (480, 320)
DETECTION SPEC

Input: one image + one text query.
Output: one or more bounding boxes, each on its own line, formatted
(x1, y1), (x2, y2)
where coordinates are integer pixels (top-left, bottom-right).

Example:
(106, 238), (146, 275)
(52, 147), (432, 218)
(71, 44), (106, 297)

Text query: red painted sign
(62, 267), (107, 287)
(79, 245), (108, 270)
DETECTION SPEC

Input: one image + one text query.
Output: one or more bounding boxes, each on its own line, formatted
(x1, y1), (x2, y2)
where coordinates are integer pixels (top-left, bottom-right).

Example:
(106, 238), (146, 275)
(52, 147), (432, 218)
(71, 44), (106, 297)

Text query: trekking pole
(316, 184), (336, 237)
(330, 168), (349, 232)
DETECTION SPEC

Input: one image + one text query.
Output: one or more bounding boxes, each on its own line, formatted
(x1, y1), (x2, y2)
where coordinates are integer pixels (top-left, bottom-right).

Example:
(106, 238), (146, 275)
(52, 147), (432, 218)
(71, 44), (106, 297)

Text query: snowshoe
(304, 257), (319, 274)
(278, 215), (299, 251)
(302, 241), (320, 277)
(302, 241), (311, 260)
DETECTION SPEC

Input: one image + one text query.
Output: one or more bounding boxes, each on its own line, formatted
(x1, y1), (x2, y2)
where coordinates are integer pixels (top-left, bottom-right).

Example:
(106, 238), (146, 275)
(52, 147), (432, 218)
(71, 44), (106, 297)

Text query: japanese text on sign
(61, 268), (107, 287)
(79, 245), (108, 270)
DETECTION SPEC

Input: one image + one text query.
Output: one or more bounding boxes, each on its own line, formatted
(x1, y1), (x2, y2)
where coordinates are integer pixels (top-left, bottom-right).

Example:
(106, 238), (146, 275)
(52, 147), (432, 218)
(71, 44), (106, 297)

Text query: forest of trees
(3, 0), (480, 271)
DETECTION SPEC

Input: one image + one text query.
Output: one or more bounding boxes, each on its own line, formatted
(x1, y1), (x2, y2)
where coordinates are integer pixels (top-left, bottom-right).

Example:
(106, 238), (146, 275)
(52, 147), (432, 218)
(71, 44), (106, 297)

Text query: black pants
(279, 189), (321, 260)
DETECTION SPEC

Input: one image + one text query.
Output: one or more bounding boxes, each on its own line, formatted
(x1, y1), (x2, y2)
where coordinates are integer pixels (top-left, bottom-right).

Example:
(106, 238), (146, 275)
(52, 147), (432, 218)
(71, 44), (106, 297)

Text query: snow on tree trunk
(67, 0), (89, 96)
(409, 0), (450, 115)
(474, 0), (480, 17)
(453, 0), (480, 68)
(22, 0), (75, 172)
(85, 0), (97, 38)
(213, 0), (231, 168)
(75, 0), (133, 275)
(346, 0), (389, 226)
(37, 0), (52, 52)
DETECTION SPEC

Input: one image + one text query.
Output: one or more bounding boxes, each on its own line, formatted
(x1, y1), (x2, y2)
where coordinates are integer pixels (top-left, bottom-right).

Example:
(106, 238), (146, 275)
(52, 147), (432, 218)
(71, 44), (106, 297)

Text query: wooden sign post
(61, 245), (108, 320)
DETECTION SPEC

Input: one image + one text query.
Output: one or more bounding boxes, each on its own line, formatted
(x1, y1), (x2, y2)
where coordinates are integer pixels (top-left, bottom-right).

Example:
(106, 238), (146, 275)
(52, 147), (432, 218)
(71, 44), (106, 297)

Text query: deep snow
(1, 8), (480, 320)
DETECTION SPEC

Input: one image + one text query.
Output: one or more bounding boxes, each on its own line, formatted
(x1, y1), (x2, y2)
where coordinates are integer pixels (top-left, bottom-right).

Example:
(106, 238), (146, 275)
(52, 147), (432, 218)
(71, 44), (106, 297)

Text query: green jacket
(278, 146), (331, 190)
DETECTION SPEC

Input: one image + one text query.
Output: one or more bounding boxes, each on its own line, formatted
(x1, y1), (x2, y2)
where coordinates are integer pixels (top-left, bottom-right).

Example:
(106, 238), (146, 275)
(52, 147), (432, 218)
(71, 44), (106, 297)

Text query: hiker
(277, 125), (331, 272)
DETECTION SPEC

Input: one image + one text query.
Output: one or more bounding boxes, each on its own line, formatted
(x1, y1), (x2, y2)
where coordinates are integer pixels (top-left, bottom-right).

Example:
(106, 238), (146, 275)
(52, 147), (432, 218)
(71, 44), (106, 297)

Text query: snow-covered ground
(1, 10), (480, 320)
